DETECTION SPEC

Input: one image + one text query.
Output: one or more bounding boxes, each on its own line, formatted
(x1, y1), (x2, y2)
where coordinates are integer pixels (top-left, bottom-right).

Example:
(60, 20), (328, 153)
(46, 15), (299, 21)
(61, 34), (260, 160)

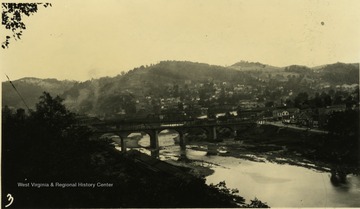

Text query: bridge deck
(86, 119), (256, 133)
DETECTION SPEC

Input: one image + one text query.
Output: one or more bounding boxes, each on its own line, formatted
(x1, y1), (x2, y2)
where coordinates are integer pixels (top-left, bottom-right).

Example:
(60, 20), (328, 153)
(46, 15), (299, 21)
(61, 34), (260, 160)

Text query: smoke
(90, 79), (100, 113)
(77, 88), (91, 103)
(88, 68), (100, 114)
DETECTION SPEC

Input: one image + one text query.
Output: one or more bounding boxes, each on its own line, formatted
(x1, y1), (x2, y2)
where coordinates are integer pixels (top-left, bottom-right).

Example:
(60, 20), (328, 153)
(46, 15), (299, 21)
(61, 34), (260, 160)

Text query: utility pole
(5, 74), (31, 112)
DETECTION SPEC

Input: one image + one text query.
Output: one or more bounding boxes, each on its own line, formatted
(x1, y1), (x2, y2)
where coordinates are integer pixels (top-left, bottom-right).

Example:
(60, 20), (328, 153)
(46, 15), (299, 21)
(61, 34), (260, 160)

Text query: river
(114, 131), (360, 207)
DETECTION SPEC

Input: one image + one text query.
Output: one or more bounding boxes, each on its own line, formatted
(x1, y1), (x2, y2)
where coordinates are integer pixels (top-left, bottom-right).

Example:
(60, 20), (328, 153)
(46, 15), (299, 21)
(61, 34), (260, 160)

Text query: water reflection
(202, 156), (360, 207)
(132, 133), (360, 207)
(330, 168), (347, 185)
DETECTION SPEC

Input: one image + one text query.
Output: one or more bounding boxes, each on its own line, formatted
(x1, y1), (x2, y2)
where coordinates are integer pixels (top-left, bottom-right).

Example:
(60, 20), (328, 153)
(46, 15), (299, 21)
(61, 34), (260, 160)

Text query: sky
(1, 0), (360, 81)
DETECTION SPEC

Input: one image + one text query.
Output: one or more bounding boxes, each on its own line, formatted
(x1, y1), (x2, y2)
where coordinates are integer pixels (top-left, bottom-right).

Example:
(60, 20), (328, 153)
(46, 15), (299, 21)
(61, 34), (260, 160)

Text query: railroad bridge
(87, 118), (256, 158)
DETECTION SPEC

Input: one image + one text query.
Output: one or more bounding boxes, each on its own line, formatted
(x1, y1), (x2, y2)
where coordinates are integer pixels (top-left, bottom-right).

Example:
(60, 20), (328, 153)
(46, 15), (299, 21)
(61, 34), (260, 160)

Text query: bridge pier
(118, 132), (130, 153)
(207, 126), (217, 141)
(178, 131), (188, 160)
(120, 137), (126, 152)
(91, 119), (254, 158)
(149, 130), (159, 158)
(230, 125), (238, 137)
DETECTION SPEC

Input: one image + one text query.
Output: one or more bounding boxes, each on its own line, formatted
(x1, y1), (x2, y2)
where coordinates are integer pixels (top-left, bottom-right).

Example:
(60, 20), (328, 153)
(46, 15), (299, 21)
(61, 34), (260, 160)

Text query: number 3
(5, 194), (14, 208)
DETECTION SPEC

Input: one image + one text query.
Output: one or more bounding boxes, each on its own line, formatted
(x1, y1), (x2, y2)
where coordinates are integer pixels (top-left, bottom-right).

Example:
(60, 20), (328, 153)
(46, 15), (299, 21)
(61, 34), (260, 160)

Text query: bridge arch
(156, 129), (182, 160)
(112, 131), (157, 157)
(87, 118), (256, 157)
(126, 132), (151, 148)
(183, 127), (208, 142)
(158, 129), (181, 146)
(217, 125), (236, 139)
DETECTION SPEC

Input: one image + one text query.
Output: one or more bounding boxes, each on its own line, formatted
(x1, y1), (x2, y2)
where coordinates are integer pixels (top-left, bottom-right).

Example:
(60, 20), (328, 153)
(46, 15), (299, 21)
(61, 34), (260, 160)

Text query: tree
(327, 109), (359, 136)
(31, 92), (75, 135)
(173, 84), (180, 97)
(325, 109), (359, 164)
(320, 92), (332, 107)
(2, 3), (52, 48)
(309, 92), (323, 108)
(218, 86), (227, 105)
(294, 92), (309, 108)
(2, 105), (13, 123)
(265, 101), (274, 107)
(15, 108), (26, 121)
(285, 99), (294, 108)
(178, 102), (184, 110)
(209, 181), (270, 208)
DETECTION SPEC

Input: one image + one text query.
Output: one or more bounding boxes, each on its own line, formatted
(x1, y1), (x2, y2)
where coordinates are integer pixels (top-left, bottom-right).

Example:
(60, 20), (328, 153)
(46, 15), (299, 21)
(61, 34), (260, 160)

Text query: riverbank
(116, 125), (359, 177)
(105, 128), (360, 207)
(240, 125), (359, 173)
(171, 125), (358, 178)
(191, 125), (358, 175)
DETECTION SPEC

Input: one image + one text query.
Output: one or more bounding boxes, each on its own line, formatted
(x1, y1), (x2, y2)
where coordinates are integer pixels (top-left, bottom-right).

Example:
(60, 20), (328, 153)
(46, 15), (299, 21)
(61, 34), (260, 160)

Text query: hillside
(2, 61), (359, 116)
(229, 61), (297, 82)
(314, 62), (359, 84)
(2, 77), (76, 109)
(229, 61), (359, 84)
(230, 61), (281, 71)
(61, 61), (257, 115)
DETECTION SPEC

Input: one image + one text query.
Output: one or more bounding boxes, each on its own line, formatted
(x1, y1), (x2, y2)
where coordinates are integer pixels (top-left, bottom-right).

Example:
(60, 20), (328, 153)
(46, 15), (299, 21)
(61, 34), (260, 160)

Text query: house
(184, 80), (192, 85)
(117, 109), (126, 115)
(283, 108), (300, 123)
(326, 104), (346, 112)
(238, 108), (264, 120)
(272, 109), (288, 120)
(262, 109), (274, 120)
(257, 120), (266, 125)
(295, 110), (317, 127)
(272, 108), (300, 121)
(238, 100), (258, 109)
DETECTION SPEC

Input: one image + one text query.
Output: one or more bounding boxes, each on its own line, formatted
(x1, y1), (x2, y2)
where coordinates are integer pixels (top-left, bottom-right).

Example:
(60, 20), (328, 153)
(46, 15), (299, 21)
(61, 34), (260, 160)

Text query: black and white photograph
(1, 0), (359, 208)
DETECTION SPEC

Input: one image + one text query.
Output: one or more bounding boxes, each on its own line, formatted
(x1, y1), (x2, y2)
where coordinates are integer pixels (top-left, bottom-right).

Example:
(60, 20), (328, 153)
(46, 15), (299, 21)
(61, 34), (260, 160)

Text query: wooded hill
(3, 61), (359, 115)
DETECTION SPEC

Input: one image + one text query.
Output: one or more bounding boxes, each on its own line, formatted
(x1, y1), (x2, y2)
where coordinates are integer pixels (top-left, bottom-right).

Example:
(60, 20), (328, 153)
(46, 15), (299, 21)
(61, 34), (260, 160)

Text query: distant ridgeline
(2, 61), (359, 118)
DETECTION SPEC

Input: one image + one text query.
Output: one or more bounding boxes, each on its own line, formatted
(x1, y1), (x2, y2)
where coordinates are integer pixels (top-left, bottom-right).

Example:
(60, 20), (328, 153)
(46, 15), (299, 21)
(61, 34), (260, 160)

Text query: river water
(115, 132), (360, 207)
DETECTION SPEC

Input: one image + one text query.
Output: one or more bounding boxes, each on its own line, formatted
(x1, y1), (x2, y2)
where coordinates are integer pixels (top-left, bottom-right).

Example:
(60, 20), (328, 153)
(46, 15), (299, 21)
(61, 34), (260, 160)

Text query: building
(272, 108), (299, 122)
(238, 100), (258, 109)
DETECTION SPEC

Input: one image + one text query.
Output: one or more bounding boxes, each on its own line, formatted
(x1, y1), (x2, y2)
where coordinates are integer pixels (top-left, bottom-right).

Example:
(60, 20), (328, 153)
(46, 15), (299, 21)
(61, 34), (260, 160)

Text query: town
(95, 73), (358, 132)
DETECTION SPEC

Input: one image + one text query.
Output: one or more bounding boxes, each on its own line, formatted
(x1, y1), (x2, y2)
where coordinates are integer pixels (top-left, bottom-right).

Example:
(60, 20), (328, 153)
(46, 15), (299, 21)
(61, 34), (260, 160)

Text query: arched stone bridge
(87, 118), (256, 158)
